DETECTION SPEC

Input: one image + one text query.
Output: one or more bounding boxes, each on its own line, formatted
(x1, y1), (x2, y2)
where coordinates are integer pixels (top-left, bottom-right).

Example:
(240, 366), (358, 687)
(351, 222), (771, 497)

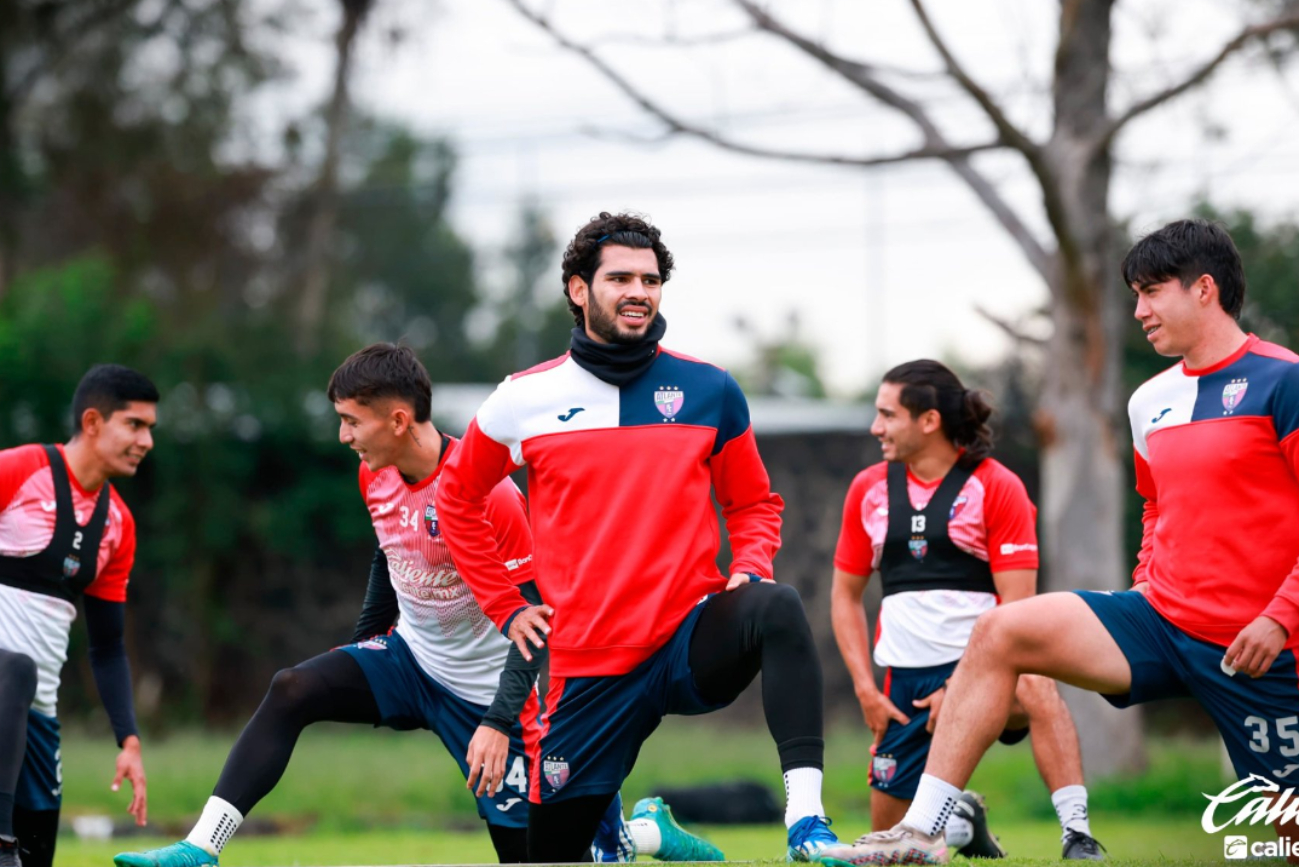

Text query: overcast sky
(260, 0), (1299, 396)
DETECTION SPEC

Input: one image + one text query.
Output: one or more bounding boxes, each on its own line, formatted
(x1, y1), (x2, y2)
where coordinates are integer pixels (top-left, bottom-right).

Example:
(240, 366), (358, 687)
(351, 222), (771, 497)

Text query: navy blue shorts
(870, 662), (957, 801)
(16, 710), (61, 812)
(530, 600), (730, 802)
(338, 632), (536, 827)
(1078, 590), (1299, 785)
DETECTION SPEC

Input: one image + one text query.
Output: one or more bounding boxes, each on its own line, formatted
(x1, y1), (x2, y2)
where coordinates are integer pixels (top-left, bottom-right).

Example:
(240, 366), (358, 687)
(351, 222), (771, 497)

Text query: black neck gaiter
(569, 314), (667, 387)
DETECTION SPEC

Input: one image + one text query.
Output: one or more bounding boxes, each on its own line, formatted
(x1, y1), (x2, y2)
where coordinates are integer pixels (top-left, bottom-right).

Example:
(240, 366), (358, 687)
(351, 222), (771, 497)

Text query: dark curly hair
(883, 359), (994, 466)
(561, 211), (675, 328)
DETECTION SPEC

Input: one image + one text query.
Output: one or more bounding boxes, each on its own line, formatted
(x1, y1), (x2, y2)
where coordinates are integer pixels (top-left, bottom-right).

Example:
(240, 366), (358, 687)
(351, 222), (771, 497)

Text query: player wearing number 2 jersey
(0, 364), (158, 867)
(829, 222), (1299, 865)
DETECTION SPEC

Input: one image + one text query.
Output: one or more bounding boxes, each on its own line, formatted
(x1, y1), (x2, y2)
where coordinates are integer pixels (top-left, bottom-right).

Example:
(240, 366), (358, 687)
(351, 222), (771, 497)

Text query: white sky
(257, 0), (1299, 396)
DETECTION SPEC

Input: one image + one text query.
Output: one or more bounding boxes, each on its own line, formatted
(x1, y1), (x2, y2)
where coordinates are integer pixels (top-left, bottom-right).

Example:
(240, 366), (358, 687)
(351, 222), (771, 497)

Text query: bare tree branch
(591, 27), (757, 48)
(510, 1), (1005, 168)
(975, 304), (1047, 347)
(1093, 11), (1299, 154)
(506, 0), (1053, 278)
(582, 123), (1006, 167)
(907, 0), (1038, 159)
(728, 0), (1052, 278)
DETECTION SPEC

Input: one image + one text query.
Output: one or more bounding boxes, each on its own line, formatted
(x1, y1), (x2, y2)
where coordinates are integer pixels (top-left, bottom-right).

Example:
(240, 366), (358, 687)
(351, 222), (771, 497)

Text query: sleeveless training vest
(0, 445), (112, 601)
(878, 459), (996, 597)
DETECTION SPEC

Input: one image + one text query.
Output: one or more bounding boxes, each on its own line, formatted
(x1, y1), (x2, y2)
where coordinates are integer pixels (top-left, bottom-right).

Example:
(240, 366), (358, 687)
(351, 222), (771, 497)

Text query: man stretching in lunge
(114, 345), (712, 866)
(831, 360), (1101, 860)
(437, 211), (843, 863)
(826, 220), (1299, 864)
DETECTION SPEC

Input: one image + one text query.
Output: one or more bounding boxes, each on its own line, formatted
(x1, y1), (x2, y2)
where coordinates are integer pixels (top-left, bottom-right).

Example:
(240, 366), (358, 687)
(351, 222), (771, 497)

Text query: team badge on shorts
(654, 387), (684, 419)
(908, 538), (928, 561)
(543, 757), (570, 789)
(872, 754), (898, 785)
(1222, 378), (1249, 412)
(425, 504), (440, 538)
(62, 554), (80, 578)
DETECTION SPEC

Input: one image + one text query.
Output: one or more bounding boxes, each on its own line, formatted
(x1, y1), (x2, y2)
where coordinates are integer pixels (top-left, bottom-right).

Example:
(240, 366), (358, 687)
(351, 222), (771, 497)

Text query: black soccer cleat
(1062, 829), (1106, 860)
(953, 790), (1006, 859)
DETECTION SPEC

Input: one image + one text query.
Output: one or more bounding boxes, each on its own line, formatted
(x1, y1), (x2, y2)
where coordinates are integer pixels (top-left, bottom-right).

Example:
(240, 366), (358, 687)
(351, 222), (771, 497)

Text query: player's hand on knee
(725, 572), (774, 591)
(1225, 615), (1288, 678)
(466, 725), (510, 797)
(914, 686), (946, 734)
(507, 604), (553, 662)
(112, 735), (148, 826)
(860, 690), (911, 746)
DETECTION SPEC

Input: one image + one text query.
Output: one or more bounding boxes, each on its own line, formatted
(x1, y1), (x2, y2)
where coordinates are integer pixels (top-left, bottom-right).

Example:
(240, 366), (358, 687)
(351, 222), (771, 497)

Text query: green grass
(58, 819), (1263, 866)
(55, 718), (1250, 865)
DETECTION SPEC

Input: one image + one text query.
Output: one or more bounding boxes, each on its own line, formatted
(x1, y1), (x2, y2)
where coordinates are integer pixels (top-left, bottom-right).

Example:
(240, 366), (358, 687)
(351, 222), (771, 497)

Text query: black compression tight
(689, 582), (825, 771)
(212, 651), (381, 816)
(0, 649), (37, 838)
(487, 824), (530, 863)
(13, 806), (57, 867)
(527, 793), (609, 863)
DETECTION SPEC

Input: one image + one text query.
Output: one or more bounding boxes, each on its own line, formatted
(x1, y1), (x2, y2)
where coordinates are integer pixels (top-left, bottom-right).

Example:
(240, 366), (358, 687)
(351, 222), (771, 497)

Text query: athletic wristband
(744, 572), (766, 583)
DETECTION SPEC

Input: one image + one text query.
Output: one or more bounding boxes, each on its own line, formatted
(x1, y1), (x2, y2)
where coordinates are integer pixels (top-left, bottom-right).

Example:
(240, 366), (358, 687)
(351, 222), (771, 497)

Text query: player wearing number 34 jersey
(116, 345), (548, 866)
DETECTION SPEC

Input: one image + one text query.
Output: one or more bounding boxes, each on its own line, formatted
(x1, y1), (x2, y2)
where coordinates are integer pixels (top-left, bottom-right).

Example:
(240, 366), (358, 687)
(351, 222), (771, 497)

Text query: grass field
(52, 718), (1258, 865)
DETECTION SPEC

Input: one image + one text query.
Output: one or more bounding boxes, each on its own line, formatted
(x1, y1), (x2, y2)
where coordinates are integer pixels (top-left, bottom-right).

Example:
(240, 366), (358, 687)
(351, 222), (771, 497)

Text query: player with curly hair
(437, 211), (843, 863)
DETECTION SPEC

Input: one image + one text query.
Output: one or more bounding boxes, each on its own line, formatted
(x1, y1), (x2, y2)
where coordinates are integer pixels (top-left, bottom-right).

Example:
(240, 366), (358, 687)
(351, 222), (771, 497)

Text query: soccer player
(114, 345), (545, 866)
(0, 364), (158, 867)
(826, 219), (1299, 865)
(436, 211), (843, 863)
(831, 360), (1102, 860)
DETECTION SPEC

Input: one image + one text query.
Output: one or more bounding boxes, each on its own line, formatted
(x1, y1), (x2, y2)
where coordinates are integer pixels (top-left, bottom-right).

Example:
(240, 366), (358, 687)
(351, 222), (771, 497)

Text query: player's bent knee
(264, 665), (318, 709)
(965, 607), (1017, 662)
(0, 649), (38, 704)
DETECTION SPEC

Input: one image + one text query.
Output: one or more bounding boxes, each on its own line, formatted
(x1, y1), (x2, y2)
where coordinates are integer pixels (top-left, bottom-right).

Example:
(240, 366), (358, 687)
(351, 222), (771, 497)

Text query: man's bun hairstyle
(883, 359), (994, 465)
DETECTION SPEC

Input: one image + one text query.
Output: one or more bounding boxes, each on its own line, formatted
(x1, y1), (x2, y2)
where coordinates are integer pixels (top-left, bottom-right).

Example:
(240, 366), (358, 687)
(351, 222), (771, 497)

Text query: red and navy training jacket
(1129, 334), (1299, 649)
(436, 347), (784, 677)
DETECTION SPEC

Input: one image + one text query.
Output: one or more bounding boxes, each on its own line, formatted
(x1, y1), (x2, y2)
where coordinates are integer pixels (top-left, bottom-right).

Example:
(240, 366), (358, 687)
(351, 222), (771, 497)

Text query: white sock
(626, 818), (661, 856)
(1051, 785), (1091, 839)
(185, 796), (244, 856)
(783, 767), (827, 828)
(945, 810), (974, 848)
(901, 775), (962, 838)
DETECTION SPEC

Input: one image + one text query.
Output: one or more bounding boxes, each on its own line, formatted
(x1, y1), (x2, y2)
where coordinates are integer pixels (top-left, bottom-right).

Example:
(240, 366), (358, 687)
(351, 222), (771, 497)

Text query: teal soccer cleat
(787, 814), (843, 862)
(114, 841), (218, 867)
(630, 796), (725, 862)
